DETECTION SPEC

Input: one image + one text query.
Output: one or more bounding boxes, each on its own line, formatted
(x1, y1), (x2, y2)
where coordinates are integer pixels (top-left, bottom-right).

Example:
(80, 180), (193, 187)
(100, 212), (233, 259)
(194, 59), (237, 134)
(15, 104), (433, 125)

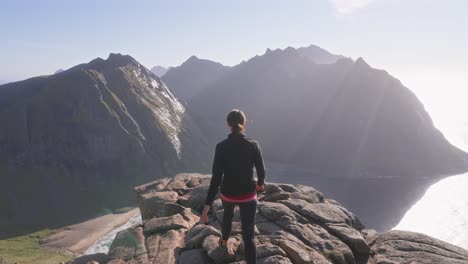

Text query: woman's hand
(200, 205), (210, 224)
(256, 183), (265, 193)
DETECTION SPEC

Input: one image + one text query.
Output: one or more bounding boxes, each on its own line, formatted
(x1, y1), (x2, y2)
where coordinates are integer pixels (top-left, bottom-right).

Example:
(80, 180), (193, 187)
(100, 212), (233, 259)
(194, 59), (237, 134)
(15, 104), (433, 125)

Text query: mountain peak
(106, 53), (138, 66)
(82, 53), (140, 72)
(258, 45), (345, 64)
(151, 65), (169, 77)
(186, 55), (200, 63)
(355, 57), (370, 68)
(297, 44), (346, 64)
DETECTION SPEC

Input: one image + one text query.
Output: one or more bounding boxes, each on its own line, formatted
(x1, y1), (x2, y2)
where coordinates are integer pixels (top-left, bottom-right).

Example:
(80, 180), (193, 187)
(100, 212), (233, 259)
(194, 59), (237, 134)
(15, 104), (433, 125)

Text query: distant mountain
(186, 47), (468, 177)
(54, 69), (64, 74)
(161, 56), (230, 104)
(150, 65), (169, 77)
(0, 54), (210, 236)
(164, 45), (468, 230)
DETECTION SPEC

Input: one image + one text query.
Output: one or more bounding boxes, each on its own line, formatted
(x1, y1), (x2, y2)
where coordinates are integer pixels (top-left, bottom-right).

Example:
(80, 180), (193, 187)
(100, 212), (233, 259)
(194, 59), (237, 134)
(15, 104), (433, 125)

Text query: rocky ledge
(72, 173), (468, 264)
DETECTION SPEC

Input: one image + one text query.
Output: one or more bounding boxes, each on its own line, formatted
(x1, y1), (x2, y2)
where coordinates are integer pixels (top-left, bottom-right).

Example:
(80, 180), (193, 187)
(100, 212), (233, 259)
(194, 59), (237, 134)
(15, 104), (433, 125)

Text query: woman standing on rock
(201, 109), (266, 264)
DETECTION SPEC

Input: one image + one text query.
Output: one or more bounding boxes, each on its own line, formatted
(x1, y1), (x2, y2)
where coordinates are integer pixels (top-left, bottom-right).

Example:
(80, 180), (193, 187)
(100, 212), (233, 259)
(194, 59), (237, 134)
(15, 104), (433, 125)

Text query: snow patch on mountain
(132, 65), (185, 157)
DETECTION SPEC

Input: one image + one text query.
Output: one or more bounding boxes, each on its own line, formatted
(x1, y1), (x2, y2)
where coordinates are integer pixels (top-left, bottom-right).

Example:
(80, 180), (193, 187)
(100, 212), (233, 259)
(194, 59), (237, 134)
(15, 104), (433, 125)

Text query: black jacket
(204, 132), (266, 206)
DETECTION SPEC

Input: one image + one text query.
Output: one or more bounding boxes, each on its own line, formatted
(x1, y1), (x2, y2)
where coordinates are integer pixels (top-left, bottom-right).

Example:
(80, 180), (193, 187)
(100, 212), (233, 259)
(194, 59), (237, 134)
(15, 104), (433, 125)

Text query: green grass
(0, 229), (72, 264)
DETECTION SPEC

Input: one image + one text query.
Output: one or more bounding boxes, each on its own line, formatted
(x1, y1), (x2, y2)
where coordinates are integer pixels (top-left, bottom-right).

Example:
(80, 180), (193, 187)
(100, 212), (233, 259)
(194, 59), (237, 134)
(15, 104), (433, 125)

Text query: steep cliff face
(0, 54), (210, 236)
(72, 173), (468, 264)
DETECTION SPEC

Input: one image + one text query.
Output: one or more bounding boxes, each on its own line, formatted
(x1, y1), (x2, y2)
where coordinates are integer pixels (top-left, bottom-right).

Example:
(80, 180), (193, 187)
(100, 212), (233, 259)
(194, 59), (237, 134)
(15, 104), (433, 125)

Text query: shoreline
(40, 208), (140, 256)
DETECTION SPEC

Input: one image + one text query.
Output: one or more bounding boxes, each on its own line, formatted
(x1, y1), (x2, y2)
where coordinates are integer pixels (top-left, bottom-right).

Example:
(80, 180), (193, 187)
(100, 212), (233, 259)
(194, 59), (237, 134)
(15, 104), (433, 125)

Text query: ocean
(393, 71), (468, 250)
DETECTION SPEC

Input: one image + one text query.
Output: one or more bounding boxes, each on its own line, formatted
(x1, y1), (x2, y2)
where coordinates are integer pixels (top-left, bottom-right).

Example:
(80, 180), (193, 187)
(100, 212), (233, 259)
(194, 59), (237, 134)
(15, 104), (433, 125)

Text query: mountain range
(162, 45), (468, 229)
(1, 45), (467, 236)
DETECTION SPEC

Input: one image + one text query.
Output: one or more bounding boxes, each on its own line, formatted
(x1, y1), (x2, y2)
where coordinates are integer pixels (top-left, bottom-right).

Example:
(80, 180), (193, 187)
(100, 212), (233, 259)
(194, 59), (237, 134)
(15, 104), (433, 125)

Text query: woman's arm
(254, 142), (266, 186)
(204, 143), (223, 206)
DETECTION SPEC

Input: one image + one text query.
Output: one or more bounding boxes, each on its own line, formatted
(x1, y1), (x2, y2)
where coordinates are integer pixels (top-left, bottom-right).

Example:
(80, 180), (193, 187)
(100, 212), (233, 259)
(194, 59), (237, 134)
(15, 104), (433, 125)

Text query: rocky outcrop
(75, 173), (468, 264)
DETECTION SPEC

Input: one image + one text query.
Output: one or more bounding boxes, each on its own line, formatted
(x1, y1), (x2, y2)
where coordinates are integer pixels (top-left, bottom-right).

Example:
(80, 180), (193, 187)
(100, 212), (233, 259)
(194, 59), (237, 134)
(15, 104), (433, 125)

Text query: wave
(85, 214), (142, 254)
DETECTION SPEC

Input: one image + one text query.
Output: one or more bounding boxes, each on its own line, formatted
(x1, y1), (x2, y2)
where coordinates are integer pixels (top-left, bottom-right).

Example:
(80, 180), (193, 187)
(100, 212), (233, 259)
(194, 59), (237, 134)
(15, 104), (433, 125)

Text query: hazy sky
(1, 0), (467, 94)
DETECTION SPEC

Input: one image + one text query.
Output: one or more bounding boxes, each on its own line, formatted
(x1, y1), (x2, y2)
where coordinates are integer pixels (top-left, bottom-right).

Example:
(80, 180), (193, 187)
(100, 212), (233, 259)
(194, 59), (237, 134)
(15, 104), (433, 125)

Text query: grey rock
(203, 235), (238, 264)
(138, 191), (179, 220)
(258, 202), (307, 224)
(180, 207), (201, 227)
(164, 173), (206, 194)
(178, 184), (216, 212)
(146, 229), (185, 264)
(279, 184), (324, 203)
(326, 223), (370, 261)
(108, 227), (147, 261)
(185, 224), (221, 249)
(284, 222), (355, 264)
(143, 213), (190, 236)
(178, 248), (210, 264)
(255, 221), (283, 235)
(261, 191), (291, 202)
(369, 230), (468, 264)
(134, 178), (171, 194)
(279, 199), (352, 225)
(257, 243), (288, 259)
(272, 231), (331, 264)
(258, 255), (293, 264)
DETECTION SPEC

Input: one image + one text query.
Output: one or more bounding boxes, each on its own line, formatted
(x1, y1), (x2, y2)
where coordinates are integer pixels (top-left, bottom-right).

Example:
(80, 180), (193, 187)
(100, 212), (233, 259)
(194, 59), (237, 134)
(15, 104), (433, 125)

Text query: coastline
(40, 208), (140, 256)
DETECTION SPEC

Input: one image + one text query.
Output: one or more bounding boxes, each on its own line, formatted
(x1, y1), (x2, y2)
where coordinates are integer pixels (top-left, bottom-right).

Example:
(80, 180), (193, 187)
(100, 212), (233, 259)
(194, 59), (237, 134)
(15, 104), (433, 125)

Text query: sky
(1, 0), (467, 124)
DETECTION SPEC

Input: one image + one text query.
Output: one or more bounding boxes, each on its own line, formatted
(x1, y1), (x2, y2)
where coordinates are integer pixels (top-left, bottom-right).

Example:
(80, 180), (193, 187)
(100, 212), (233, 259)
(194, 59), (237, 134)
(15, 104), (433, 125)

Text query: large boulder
(368, 230), (468, 264)
(202, 234), (241, 263)
(185, 224), (221, 249)
(143, 213), (192, 236)
(137, 191), (179, 220)
(178, 248), (210, 264)
(108, 227), (147, 261)
(145, 229), (185, 264)
(326, 223), (370, 261)
(279, 199), (354, 226)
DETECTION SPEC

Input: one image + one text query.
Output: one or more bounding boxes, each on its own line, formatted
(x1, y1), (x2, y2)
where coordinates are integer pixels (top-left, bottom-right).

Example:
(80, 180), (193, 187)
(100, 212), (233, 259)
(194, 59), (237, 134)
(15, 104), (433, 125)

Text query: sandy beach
(40, 208), (140, 256)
